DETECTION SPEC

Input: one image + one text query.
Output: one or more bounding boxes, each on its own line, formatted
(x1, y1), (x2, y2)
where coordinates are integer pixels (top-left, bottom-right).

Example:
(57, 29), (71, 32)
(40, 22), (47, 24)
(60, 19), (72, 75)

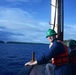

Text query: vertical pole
(62, 0), (64, 41)
(32, 52), (35, 62)
(51, 0), (58, 33)
(58, 0), (61, 39)
(58, 0), (64, 41)
(50, 0), (64, 41)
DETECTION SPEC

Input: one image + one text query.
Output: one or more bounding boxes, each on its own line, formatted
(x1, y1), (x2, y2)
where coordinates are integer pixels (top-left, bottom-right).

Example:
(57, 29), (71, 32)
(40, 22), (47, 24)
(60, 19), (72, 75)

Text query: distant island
(0, 39), (76, 45)
(6, 41), (48, 45)
(6, 39), (76, 46)
(0, 41), (5, 43)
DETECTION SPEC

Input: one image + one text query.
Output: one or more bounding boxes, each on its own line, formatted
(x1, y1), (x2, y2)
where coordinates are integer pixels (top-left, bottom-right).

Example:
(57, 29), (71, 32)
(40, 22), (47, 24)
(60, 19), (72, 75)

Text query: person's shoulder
(54, 40), (65, 48)
(55, 40), (62, 44)
(70, 50), (76, 55)
(53, 40), (61, 47)
(72, 50), (76, 53)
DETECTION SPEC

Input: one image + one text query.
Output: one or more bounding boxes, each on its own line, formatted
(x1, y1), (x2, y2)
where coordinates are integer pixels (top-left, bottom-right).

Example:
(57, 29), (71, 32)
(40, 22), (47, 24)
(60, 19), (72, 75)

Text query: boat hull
(18, 66), (34, 75)
(30, 64), (47, 75)
(18, 64), (48, 75)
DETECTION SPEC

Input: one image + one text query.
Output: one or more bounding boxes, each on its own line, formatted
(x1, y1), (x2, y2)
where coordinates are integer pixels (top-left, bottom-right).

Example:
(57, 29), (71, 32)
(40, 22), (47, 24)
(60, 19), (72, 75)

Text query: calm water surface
(0, 43), (49, 75)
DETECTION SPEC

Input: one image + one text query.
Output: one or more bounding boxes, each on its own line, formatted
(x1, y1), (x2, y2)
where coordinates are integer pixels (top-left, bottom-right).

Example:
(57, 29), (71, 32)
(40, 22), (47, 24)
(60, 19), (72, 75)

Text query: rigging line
(53, 0), (57, 30)
(49, 21), (54, 25)
(51, 3), (58, 8)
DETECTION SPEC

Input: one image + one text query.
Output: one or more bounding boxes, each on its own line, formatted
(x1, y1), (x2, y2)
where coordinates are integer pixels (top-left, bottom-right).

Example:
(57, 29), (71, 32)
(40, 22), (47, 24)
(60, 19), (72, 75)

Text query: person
(46, 42), (54, 75)
(25, 29), (71, 75)
(69, 40), (76, 75)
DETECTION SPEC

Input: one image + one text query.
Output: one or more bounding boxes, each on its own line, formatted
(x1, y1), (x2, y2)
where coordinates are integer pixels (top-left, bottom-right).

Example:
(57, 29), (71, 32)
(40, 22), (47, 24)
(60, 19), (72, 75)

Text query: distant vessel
(18, 0), (64, 75)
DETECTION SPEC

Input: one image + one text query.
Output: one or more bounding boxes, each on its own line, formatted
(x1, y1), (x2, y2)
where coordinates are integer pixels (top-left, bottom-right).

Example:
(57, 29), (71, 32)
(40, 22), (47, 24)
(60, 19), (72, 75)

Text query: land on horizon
(0, 39), (76, 46)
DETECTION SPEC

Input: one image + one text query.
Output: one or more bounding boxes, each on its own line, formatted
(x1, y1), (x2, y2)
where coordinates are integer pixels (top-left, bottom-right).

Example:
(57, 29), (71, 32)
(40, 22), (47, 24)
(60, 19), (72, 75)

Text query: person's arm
(25, 41), (65, 66)
(37, 41), (65, 65)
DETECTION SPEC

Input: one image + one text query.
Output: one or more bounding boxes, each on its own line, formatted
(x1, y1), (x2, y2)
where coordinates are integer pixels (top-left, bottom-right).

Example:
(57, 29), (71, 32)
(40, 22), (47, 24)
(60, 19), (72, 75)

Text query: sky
(0, 0), (76, 44)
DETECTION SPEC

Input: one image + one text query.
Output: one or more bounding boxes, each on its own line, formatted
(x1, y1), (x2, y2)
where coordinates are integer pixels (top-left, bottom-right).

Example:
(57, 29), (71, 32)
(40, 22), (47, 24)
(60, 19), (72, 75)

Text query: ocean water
(0, 43), (49, 75)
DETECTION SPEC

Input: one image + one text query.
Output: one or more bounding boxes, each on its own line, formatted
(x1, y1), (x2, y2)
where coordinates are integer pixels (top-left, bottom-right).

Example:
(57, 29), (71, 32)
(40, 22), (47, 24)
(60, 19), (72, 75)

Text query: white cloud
(0, 7), (76, 43)
(64, 24), (76, 40)
(6, 0), (42, 3)
(0, 7), (49, 43)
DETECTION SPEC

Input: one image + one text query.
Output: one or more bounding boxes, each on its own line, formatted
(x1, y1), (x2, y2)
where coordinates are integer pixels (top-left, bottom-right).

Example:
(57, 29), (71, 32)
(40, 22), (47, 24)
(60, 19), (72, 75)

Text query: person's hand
(25, 61), (37, 66)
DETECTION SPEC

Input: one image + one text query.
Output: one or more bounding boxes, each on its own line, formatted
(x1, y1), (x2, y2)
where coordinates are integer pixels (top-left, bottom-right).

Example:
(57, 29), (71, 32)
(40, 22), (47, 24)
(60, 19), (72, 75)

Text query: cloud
(2, 0), (42, 3)
(0, 7), (49, 43)
(64, 24), (76, 40)
(0, 7), (76, 43)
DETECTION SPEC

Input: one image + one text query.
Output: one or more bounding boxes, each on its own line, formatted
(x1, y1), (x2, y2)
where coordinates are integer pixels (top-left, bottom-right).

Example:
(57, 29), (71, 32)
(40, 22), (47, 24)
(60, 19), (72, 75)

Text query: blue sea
(0, 43), (49, 75)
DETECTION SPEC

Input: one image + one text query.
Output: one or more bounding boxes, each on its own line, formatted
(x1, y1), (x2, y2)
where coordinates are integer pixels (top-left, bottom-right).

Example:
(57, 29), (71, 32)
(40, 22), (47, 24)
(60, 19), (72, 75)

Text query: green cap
(69, 40), (76, 47)
(46, 29), (57, 38)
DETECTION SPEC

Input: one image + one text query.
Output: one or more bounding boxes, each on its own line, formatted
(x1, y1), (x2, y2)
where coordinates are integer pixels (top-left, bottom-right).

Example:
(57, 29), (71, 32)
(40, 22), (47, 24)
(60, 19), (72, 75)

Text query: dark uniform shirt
(37, 39), (65, 65)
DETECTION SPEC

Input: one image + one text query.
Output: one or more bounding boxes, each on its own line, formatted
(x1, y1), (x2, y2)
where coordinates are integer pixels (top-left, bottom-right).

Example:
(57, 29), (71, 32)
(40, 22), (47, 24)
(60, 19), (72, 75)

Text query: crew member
(69, 40), (76, 75)
(25, 29), (71, 75)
